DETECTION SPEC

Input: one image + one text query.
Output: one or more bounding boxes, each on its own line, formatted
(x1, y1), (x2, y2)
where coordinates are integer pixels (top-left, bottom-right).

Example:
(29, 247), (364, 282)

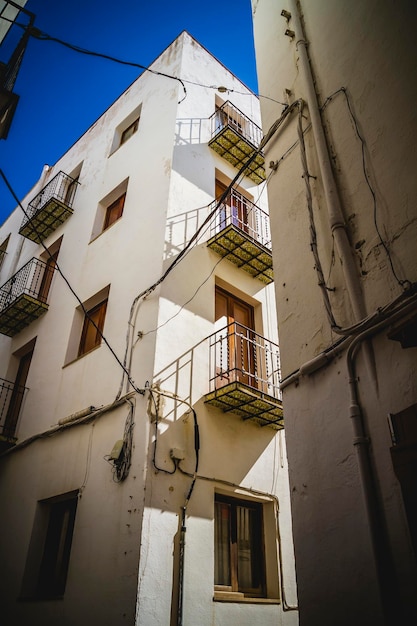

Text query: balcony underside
(0, 294), (48, 336)
(19, 198), (73, 242)
(209, 126), (265, 185)
(205, 381), (284, 429)
(207, 224), (273, 284)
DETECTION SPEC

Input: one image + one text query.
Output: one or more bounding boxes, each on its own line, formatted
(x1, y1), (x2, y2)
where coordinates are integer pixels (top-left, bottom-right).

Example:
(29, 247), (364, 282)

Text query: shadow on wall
(164, 204), (210, 259)
(149, 336), (278, 500)
(172, 117), (214, 198)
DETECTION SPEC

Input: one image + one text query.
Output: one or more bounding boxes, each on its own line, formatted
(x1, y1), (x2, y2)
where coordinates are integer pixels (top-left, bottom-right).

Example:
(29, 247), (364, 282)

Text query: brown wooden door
(215, 180), (248, 232)
(215, 288), (255, 387)
(4, 348), (33, 438)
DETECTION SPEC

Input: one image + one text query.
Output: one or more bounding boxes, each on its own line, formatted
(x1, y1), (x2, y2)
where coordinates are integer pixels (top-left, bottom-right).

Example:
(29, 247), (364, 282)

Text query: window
(64, 285), (110, 365)
(90, 180), (128, 240)
(215, 494), (265, 597)
(78, 299), (107, 357)
(120, 117), (139, 145)
(3, 340), (35, 440)
(0, 235), (9, 271)
(109, 104), (141, 155)
(215, 178), (251, 234)
(21, 491), (78, 599)
(103, 192), (125, 231)
(38, 238), (62, 303)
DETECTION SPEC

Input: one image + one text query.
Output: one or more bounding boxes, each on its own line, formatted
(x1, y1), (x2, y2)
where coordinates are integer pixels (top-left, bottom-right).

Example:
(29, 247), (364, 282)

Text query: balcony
(207, 190), (273, 284)
(19, 171), (78, 242)
(208, 102), (265, 184)
(0, 258), (53, 336)
(0, 377), (27, 451)
(205, 322), (283, 429)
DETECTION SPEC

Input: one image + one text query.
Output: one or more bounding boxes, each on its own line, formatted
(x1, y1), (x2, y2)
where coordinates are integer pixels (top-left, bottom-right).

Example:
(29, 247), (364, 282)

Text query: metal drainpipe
(287, 0), (367, 324)
(345, 299), (417, 624)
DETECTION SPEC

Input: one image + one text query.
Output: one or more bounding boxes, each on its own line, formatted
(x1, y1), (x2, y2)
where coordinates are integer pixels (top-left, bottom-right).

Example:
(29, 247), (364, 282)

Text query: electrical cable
(297, 101), (339, 329)
(0, 169), (146, 398)
(0, 392), (135, 457)
(104, 398), (135, 482)
(148, 387), (177, 475)
(4, 14), (288, 108)
(148, 387), (200, 626)
(141, 170), (275, 338)
(321, 86), (411, 291)
(116, 104), (298, 398)
(5, 18), (187, 104)
(176, 464), (298, 611)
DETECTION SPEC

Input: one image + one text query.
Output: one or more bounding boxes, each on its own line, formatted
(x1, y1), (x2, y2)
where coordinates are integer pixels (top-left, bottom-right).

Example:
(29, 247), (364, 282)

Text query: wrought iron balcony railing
(0, 377), (27, 449)
(205, 322), (283, 428)
(208, 101), (265, 184)
(19, 171), (78, 242)
(207, 189), (273, 284)
(0, 257), (52, 336)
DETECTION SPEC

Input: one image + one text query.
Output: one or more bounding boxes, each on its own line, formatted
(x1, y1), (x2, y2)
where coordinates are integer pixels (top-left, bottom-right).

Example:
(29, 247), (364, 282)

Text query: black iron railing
(208, 322), (281, 400)
(0, 377), (27, 440)
(210, 189), (271, 249)
(21, 171), (78, 228)
(0, 257), (50, 312)
(210, 101), (263, 149)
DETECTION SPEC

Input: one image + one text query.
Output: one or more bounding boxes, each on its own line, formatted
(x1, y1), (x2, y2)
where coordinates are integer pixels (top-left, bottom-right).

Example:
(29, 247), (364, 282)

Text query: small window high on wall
(64, 285), (110, 364)
(109, 104), (142, 155)
(78, 298), (108, 357)
(103, 193), (126, 231)
(90, 179), (128, 240)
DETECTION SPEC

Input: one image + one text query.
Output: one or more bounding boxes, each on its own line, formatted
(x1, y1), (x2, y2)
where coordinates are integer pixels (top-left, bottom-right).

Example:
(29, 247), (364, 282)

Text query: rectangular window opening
(78, 298), (107, 357)
(103, 193), (126, 231)
(120, 117), (139, 145)
(214, 493), (266, 598)
(21, 490), (79, 601)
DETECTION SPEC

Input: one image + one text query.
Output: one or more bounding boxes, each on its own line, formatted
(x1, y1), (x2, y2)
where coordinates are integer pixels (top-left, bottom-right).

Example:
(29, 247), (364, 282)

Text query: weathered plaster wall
(252, 1), (417, 624)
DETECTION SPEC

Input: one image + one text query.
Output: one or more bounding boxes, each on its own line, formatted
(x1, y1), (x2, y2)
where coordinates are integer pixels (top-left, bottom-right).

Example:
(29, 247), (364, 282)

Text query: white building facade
(0, 32), (298, 626)
(252, 1), (417, 625)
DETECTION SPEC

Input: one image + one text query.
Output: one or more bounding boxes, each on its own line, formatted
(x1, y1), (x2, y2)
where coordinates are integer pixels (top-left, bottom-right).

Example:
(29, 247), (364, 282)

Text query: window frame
(103, 192), (126, 231)
(20, 490), (79, 601)
(109, 105), (142, 156)
(214, 493), (266, 598)
(120, 117), (139, 145)
(36, 494), (78, 599)
(78, 298), (107, 357)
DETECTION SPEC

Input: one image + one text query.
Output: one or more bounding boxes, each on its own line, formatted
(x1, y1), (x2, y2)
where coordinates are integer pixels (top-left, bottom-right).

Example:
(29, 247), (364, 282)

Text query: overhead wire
(297, 100), (339, 329)
(4, 17), (187, 103)
(0, 169), (146, 398)
(5, 15), (288, 108)
(140, 169), (274, 339)
(321, 86), (411, 291)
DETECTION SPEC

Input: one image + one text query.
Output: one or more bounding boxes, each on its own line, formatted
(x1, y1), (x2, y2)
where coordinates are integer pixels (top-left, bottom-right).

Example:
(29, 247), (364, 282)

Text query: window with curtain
(214, 493), (265, 597)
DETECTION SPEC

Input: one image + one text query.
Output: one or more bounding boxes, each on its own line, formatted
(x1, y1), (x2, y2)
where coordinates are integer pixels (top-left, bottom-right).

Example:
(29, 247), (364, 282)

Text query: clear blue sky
(0, 0), (258, 225)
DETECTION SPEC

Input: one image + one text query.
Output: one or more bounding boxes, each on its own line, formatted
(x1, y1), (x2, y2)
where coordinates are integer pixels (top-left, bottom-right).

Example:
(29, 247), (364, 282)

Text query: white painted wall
(252, 1), (417, 624)
(0, 32), (298, 626)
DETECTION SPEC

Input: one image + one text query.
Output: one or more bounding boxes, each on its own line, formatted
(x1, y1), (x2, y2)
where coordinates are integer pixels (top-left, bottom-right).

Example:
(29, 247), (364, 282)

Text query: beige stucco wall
(252, 1), (417, 624)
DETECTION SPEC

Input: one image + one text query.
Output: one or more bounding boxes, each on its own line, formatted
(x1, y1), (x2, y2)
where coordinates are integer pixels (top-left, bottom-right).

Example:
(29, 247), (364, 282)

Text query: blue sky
(0, 0), (258, 225)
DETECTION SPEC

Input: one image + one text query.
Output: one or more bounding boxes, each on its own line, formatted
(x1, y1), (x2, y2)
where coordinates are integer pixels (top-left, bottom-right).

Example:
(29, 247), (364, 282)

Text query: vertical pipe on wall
(287, 0), (368, 324)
